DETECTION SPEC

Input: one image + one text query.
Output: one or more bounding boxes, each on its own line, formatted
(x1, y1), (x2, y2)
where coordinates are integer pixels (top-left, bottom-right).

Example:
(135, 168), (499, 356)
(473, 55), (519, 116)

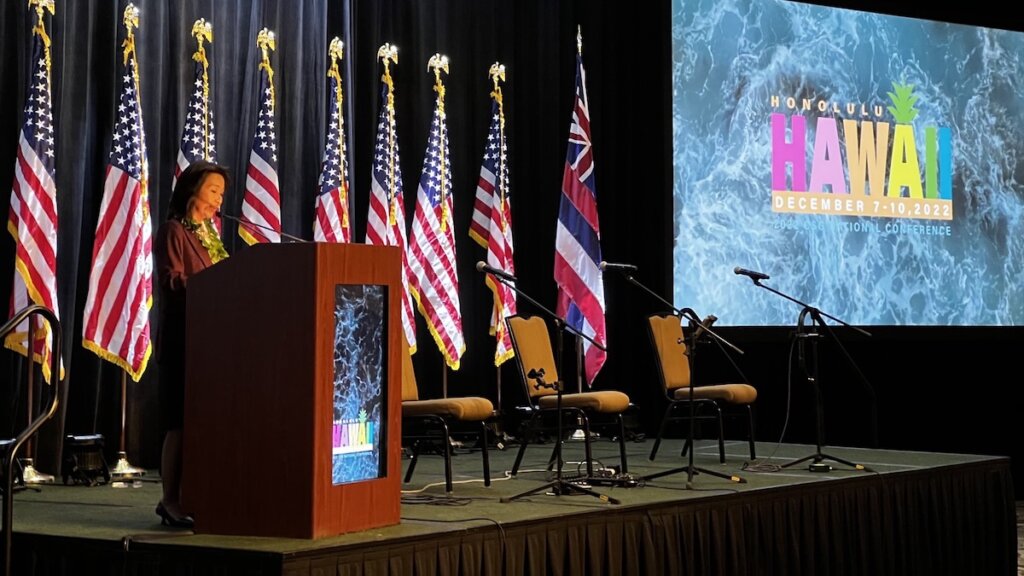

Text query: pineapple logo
(886, 81), (926, 198)
(887, 81), (918, 124)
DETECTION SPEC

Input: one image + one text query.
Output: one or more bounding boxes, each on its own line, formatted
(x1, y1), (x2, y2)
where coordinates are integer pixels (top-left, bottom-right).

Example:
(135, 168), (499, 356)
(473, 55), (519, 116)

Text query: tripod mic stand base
(782, 452), (874, 473)
(641, 465), (746, 484)
(500, 479), (621, 505)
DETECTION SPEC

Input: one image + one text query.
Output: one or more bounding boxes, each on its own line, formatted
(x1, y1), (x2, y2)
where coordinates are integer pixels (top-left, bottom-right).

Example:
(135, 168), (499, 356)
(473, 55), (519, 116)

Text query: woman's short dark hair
(167, 160), (230, 220)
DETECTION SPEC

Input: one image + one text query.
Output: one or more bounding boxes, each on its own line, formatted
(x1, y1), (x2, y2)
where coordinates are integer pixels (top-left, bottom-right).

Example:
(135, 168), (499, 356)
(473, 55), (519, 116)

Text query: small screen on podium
(331, 284), (388, 485)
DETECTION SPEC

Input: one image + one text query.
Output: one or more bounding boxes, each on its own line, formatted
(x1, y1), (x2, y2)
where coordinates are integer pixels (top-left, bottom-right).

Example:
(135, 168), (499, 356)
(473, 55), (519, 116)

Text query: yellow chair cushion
(672, 383), (757, 404)
(402, 397), (495, 421)
(537, 390), (630, 413)
(400, 340), (494, 420)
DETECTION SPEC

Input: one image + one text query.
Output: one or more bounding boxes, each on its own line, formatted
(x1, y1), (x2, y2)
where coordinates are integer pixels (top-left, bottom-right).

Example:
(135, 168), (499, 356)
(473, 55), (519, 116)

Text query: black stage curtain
(0, 1), (673, 471)
(344, 0), (673, 412)
(0, 0), (340, 471)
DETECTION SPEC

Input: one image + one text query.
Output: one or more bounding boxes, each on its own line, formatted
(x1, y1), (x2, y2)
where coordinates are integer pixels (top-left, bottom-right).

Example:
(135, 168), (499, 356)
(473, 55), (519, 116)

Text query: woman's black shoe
(156, 502), (195, 528)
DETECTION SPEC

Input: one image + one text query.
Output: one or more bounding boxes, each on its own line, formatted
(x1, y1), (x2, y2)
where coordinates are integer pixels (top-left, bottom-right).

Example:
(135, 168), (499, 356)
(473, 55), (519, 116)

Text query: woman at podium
(153, 160), (230, 527)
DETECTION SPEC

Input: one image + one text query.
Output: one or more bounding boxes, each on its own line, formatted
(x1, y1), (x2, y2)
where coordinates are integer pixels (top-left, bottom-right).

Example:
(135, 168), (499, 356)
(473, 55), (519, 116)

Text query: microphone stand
(485, 272), (619, 505)
(217, 211), (309, 244)
(741, 277), (876, 472)
(611, 270), (746, 487)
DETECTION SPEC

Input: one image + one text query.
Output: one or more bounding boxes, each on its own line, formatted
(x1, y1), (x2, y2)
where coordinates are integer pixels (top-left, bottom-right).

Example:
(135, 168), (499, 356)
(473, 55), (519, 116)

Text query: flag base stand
(569, 428), (589, 440)
(110, 452), (146, 480)
(20, 458), (54, 484)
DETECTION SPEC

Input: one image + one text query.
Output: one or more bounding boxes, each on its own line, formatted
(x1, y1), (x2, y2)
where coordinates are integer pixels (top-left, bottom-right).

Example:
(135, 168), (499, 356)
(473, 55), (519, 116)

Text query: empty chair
(646, 313), (757, 463)
(505, 315), (631, 478)
(400, 349), (493, 494)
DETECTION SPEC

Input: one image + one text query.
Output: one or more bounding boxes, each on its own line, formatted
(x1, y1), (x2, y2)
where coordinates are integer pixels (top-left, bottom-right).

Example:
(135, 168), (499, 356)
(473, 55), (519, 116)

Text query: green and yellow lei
(182, 218), (229, 263)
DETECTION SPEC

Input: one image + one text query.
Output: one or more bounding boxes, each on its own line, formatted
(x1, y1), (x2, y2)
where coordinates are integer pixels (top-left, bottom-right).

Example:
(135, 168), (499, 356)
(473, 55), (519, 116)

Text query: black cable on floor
(400, 515), (506, 561)
(400, 494), (472, 506)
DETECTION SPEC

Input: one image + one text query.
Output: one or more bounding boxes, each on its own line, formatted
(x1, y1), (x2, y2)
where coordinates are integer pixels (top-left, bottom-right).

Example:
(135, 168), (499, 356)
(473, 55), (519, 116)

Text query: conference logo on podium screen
(331, 284), (386, 486)
(769, 81), (953, 230)
(332, 408), (377, 455)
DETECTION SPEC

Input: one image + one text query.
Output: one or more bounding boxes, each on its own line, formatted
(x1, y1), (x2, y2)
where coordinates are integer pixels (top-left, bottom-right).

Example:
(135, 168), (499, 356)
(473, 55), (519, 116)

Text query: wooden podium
(181, 242), (402, 539)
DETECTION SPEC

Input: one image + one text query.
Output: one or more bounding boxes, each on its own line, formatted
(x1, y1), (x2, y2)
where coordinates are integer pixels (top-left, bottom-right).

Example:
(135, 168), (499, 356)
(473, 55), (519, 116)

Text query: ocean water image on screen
(672, 0), (1024, 325)
(332, 284), (387, 485)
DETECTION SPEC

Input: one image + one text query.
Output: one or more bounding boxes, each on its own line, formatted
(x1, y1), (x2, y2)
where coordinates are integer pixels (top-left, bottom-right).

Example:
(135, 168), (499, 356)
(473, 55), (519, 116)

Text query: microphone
(475, 261), (517, 283)
(692, 314), (718, 341)
(599, 261), (638, 273)
(733, 267), (770, 282)
(216, 211), (309, 243)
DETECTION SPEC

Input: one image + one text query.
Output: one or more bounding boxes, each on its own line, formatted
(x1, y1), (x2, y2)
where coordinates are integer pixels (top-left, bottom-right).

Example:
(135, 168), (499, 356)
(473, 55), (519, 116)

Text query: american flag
(408, 75), (465, 370)
(554, 51), (606, 386)
(313, 39), (351, 243)
(366, 63), (416, 354)
(239, 37), (281, 245)
(469, 76), (517, 367)
(173, 29), (216, 188)
(5, 11), (63, 383)
(82, 26), (153, 381)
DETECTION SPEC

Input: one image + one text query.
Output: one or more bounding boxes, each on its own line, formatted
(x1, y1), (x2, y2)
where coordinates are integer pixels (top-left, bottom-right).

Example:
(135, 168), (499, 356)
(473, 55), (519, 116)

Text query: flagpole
(432, 52), (451, 400)
(109, 369), (145, 480)
(431, 52), (454, 397)
(16, 0), (58, 486)
(575, 24), (584, 399)
(490, 62), (507, 412)
(98, 2), (147, 484)
(331, 38), (351, 239)
(191, 19), (213, 160)
(21, 323), (54, 484)
(25, 352), (32, 458)
(378, 43), (398, 227)
(568, 336), (589, 441)
(568, 26), (593, 441)
(119, 370), (128, 452)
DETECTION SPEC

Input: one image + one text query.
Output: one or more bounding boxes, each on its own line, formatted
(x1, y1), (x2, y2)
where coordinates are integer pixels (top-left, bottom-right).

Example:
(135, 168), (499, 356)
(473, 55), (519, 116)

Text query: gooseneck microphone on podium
(475, 261), (517, 283)
(216, 211), (309, 243)
(599, 261), (638, 273)
(733, 267), (770, 282)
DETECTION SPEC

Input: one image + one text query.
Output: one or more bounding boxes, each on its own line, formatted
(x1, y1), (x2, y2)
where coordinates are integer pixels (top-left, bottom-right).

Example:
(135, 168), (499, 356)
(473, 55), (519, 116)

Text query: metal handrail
(1, 304), (62, 576)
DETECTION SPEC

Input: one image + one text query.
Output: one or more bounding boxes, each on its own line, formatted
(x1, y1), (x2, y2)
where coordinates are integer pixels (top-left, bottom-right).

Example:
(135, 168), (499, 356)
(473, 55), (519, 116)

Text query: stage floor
(6, 438), (1017, 575)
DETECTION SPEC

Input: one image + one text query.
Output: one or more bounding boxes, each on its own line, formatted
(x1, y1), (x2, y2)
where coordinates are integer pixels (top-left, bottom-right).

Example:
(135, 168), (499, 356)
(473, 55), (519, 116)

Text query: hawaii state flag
(553, 51), (606, 386)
